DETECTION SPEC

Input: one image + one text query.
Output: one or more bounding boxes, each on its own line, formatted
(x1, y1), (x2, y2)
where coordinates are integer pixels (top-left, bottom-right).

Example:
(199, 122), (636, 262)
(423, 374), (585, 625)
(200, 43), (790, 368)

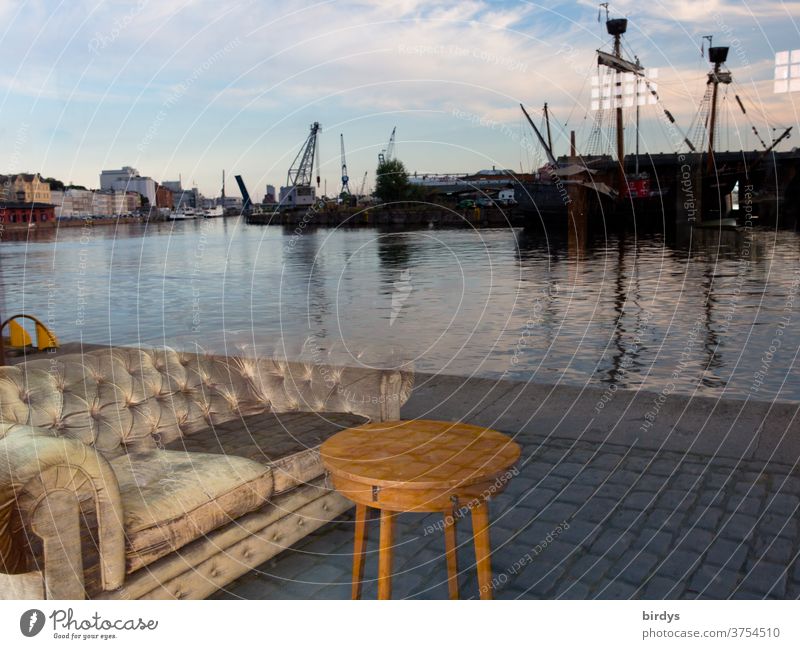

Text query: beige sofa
(0, 345), (412, 599)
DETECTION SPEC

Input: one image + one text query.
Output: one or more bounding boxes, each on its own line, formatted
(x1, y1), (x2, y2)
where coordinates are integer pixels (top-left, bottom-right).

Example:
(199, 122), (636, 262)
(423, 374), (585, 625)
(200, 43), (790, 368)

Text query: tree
(375, 159), (409, 202)
(42, 177), (64, 191)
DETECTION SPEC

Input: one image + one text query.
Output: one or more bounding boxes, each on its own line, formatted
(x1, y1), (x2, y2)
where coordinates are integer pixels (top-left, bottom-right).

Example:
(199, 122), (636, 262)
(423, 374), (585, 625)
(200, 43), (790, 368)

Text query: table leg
(351, 503), (369, 600)
(377, 510), (395, 600)
(471, 500), (493, 600)
(443, 510), (459, 600)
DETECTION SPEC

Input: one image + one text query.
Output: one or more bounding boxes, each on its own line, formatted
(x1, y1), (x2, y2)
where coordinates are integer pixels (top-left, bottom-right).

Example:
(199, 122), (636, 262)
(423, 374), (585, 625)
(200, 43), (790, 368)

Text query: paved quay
(215, 373), (800, 600)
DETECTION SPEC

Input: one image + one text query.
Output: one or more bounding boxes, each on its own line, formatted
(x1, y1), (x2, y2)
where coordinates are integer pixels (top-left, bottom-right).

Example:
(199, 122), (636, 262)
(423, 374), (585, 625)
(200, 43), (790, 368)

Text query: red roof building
(0, 202), (56, 227)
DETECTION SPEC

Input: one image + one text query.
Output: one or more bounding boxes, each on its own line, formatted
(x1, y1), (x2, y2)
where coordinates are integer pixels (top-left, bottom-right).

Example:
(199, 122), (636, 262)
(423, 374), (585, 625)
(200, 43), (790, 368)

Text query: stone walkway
(212, 432), (800, 600)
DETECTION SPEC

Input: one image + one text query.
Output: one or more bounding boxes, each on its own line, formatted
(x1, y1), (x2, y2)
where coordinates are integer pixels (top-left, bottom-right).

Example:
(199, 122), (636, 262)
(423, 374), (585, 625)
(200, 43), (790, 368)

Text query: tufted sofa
(0, 345), (413, 599)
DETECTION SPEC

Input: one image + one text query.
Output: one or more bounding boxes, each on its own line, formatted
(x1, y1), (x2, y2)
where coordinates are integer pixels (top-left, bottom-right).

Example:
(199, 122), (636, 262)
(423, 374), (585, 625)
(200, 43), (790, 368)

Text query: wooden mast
(520, 103), (557, 167)
(706, 45), (730, 175)
(597, 9), (645, 196)
(607, 17), (628, 194)
(543, 102), (554, 154)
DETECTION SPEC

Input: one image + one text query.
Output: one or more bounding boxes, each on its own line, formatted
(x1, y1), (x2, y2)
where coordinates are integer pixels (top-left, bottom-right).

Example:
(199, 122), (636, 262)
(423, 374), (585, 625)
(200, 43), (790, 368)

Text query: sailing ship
(516, 10), (659, 223)
(516, 4), (791, 227)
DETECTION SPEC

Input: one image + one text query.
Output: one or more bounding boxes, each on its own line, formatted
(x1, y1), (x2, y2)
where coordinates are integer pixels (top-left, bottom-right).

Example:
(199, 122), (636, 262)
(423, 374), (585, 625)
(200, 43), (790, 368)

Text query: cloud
(610, 0), (800, 21)
(2, 0), (798, 193)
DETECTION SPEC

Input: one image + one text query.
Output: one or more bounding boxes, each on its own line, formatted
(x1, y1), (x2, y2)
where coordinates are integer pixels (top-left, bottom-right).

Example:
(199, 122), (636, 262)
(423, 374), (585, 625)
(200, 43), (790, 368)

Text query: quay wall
(402, 371), (800, 467)
(247, 203), (524, 227)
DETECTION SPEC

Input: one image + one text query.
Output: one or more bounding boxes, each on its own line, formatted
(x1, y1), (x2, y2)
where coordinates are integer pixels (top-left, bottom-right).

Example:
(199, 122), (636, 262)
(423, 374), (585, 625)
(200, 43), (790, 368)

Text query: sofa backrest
(0, 346), (413, 459)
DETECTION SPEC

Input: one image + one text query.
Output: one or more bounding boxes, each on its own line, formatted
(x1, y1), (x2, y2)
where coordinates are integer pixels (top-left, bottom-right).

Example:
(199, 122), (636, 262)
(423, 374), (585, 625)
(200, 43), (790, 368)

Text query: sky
(1, 0), (799, 198)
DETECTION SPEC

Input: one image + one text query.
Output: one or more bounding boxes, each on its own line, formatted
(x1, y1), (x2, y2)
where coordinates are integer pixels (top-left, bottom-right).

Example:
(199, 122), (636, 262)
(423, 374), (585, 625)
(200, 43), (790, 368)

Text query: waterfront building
(155, 183), (174, 209)
(218, 195), (242, 210)
(51, 188), (95, 218)
(163, 181), (201, 210)
(91, 190), (141, 216)
(67, 189), (95, 217)
(100, 166), (156, 205)
(50, 189), (64, 216)
(0, 173), (52, 203)
(0, 201), (55, 226)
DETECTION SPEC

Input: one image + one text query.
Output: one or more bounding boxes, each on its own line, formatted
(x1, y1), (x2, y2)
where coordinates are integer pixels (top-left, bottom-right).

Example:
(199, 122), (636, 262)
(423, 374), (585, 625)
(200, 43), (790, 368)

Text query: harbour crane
(286, 121), (321, 189)
(377, 126), (396, 165)
(279, 121), (321, 208)
(359, 171), (368, 196)
(340, 133), (351, 196)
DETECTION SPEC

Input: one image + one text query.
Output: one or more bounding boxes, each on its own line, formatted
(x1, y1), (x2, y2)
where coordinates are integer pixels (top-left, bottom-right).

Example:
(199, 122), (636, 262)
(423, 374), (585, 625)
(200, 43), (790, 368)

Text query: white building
(218, 196), (242, 210)
(50, 188), (97, 218)
(50, 190), (64, 217)
(100, 167), (156, 205)
(92, 190), (140, 216)
(279, 185), (315, 208)
(497, 188), (517, 205)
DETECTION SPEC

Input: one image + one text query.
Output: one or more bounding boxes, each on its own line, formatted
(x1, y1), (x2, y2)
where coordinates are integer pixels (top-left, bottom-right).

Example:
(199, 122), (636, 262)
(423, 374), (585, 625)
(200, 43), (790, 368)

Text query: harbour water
(1, 217), (798, 402)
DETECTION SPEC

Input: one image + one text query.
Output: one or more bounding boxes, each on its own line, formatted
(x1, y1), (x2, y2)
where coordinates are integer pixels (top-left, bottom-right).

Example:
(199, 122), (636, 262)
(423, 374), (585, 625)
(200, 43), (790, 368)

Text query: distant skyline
(1, 0), (799, 198)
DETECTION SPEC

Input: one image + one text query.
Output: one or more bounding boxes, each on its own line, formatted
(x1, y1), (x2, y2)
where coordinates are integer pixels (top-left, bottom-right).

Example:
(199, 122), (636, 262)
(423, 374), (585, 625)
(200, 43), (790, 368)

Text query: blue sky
(1, 0), (799, 198)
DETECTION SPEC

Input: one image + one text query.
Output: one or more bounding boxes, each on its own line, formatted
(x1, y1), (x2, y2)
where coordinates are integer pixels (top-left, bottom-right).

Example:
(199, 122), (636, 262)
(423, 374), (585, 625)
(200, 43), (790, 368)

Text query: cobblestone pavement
(212, 433), (800, 600)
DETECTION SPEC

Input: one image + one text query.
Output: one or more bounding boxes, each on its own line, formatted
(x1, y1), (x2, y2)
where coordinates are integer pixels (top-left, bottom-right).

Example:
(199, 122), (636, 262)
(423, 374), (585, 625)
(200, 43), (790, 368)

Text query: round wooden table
(320, 419), (521, 600)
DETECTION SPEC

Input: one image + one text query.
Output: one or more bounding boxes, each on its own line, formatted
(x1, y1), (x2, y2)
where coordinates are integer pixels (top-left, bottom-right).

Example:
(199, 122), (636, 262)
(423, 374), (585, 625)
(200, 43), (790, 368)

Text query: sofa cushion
(164, 412), (367, 495)
(110, 450), (272, 573)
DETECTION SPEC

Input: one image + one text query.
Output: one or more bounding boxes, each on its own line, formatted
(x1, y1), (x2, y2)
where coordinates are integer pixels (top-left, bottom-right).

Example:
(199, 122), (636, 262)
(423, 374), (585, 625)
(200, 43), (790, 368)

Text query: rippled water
(1, 218), (798, 402)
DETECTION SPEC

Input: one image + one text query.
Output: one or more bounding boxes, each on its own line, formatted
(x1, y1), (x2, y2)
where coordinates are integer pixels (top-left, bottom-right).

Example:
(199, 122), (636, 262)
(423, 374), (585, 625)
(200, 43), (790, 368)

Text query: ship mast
(543, 102), (554, 154)
(635, 56), (640, 176)
(705, 40), (732, 175)
(596, 5), (642, 193)
(610, 18), (626, 190)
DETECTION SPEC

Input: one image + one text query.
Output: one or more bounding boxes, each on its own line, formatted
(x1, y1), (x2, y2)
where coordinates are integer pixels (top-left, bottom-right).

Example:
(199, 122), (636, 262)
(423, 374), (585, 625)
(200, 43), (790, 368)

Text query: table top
(320, 419), (521, 490)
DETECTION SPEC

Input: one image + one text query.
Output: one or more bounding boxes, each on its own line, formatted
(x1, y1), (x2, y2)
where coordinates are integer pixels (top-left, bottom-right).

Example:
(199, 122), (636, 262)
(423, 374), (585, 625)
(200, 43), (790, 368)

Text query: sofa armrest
(336, 367), (414, 421)
(0, 425), (125, 597)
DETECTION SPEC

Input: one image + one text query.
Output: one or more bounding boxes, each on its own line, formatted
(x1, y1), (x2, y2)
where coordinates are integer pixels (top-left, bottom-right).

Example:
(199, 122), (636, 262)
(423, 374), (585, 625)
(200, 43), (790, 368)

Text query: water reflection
(0, 219), (797, 401)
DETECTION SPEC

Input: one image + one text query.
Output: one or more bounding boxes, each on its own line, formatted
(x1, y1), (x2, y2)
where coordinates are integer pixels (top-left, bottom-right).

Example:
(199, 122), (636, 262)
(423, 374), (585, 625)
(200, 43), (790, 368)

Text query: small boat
(203, 205), (223, 218)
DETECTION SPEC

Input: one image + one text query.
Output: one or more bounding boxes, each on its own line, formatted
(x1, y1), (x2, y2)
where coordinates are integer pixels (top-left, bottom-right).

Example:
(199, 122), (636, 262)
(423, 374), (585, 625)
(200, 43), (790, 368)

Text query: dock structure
(214, 372), (800, 600)
(245, 203), (525, 228)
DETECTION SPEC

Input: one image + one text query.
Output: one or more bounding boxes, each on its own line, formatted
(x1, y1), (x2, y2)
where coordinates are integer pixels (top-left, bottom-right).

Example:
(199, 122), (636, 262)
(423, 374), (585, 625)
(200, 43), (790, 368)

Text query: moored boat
(169, 207), (197, 220)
